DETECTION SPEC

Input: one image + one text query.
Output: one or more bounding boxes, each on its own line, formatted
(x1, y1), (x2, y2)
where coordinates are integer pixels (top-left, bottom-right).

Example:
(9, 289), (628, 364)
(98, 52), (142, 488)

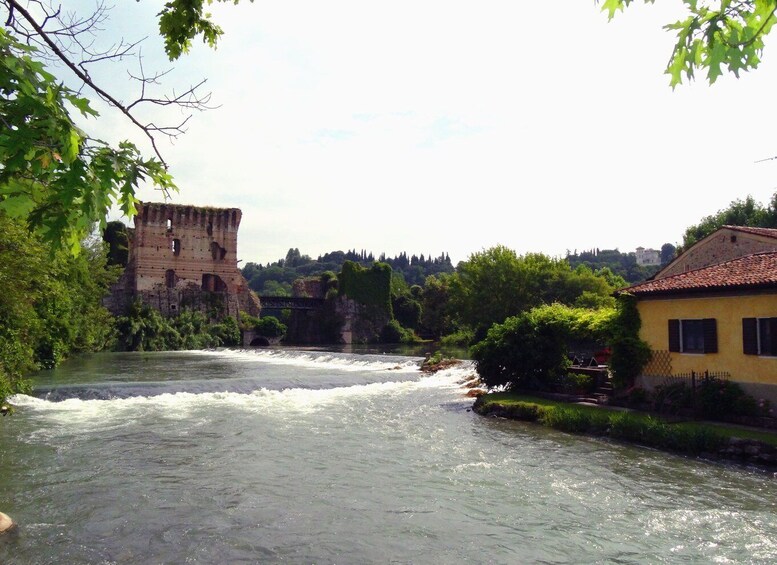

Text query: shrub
(380, 319), (417, 343)
(539, 406), (610, 434)
(557, 372), (595, 395)
(695, 376), (760, 419)
(652, 382), (692, 415)
(471, 303), (616, 391)
(608, 412), (652, 443)
(392, 294), (421, 329)
(620, 386), (650, 408)
(471, 307), (571, 390)
(254, 316), (287, 338)
(209, 316), (241, 346)
(506, 402), (543, 421)
(440, 328), (475, 347)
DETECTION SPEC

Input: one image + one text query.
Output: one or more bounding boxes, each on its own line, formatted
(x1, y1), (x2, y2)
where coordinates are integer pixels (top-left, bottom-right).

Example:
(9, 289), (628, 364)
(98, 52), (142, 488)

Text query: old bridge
(257, 296), (325, 310)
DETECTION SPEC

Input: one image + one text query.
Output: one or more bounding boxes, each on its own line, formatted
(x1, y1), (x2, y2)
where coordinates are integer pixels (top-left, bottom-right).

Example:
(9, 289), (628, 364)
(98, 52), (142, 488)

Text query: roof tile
(723, 225), (777, 239)
(623, 252), (777, 296)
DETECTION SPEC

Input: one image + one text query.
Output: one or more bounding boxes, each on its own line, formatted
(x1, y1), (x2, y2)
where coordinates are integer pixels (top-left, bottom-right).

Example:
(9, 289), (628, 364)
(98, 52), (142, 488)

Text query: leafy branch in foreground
(1, 0), (252, 251)
(0, 27), (176, 252)
(600, 0), (777, 86)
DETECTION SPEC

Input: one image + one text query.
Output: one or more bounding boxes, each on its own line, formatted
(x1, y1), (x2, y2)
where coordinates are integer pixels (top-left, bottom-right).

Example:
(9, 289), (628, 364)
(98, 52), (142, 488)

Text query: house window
(668, 319), (717, 353)
(743, 318), (777, 356)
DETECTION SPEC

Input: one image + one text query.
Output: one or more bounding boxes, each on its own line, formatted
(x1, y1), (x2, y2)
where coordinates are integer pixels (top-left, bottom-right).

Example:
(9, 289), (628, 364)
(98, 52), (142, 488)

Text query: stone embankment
(720, 438), (777, 468)
(474, 398), (777, 472)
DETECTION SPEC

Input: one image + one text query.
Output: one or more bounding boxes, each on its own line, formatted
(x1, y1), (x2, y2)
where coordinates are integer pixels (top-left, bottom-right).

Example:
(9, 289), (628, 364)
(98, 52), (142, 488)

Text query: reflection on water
(1, 348), (776, 564)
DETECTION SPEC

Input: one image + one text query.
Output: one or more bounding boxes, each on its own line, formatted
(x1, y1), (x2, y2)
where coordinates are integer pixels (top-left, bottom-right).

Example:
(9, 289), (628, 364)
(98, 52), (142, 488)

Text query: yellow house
(624, 251), (777, 404)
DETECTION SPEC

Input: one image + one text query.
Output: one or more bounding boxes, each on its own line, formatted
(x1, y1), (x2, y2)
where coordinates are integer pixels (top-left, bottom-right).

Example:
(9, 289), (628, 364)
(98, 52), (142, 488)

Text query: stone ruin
(106, 202), (261, 319)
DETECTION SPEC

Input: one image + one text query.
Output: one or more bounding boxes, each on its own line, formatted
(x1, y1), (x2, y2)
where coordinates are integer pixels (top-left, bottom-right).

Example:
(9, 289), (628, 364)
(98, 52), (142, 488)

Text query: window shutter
(703, 318), (718, 353)
(743, 318), (758, 355)
(668, 319), (680, 352)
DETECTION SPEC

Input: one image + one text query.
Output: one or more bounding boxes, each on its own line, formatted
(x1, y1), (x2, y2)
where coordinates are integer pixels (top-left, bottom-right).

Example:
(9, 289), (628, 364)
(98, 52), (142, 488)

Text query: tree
(471, 304), (615, 390)
(1, 1), (248, 251)
(603, 1), (777, 86)
(608, 294), (652, 389)
(1, 213), (118, 405)
(419, 273), (456, 339)
(679, 193), (777, 251)
(660, 243), (676, 265)
(450, 246), (618, 336)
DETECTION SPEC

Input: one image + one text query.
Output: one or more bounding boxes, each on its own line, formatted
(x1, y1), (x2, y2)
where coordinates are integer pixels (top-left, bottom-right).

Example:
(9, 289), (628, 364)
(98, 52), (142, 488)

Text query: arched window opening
(165, 269), (176, 289)
(172, 238), (181, 256)
(202, 273), (228, 292)
(210, 241), (227, 261)
(166, 218), (173, 233)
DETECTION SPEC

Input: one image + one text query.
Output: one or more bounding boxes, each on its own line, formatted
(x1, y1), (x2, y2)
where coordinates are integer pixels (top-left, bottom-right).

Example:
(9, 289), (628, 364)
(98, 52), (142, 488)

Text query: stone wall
(106, 202), (260, 318)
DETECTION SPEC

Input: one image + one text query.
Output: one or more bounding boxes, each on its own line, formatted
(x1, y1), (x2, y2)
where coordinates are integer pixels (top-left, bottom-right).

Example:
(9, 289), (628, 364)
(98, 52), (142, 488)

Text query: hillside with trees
(564, 248), (672, 283)
(242, 248), (455, 296)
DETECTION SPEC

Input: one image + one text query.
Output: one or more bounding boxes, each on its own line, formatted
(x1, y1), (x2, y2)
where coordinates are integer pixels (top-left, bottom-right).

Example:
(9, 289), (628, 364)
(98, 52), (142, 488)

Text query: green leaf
(0, 194), (37, 218)
(707, 40), (727, 82)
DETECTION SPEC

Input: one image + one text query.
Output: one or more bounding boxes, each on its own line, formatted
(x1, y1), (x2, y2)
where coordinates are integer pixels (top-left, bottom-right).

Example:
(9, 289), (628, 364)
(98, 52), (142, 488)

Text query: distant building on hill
(635, 247), (661, 267)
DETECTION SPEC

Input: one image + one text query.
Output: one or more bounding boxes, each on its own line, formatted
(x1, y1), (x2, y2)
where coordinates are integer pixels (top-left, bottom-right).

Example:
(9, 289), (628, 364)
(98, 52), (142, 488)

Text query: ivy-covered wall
(338, 261), (392, 317)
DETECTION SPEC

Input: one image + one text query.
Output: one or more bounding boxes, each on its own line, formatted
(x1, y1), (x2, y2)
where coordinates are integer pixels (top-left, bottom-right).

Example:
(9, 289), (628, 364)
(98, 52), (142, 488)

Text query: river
(1, 348), (776, 564)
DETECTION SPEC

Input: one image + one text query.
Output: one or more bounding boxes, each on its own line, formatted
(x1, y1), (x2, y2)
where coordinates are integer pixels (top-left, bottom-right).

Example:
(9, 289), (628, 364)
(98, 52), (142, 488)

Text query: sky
(59, 0), (777, 265)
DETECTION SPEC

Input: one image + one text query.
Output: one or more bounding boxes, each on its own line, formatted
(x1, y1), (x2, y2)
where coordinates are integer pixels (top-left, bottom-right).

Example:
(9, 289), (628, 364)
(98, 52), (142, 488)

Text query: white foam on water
(9, 363), (476, 430)
(641, 508), (777, 561)
(190, 348), (423, 373)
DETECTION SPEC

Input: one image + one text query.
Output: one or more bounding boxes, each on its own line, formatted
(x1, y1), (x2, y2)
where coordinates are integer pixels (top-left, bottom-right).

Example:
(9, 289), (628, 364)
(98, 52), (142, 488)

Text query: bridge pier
(241, 329), (282, 346)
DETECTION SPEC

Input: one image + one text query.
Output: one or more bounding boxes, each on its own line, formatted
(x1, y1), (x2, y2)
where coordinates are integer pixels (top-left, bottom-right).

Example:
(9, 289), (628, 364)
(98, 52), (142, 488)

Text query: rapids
(1, 348), (776, 563)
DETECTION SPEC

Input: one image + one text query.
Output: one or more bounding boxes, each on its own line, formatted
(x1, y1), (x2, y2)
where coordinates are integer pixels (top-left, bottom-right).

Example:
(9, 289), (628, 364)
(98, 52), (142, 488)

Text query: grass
(474, 392), (777, 452)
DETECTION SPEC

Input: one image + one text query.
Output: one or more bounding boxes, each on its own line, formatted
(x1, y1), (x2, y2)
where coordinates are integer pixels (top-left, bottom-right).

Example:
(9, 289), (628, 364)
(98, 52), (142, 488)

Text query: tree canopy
(0, 213), (118, 405)
(603, 0), (777, 86)
(0, 0), (249, 251)
(680, 193), (777, 251)
(449, 246), (620, 336)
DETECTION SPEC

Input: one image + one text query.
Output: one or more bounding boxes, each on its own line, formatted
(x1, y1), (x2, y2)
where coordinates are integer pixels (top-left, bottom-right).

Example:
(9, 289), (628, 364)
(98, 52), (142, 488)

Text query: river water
(1, 348), (777, 564)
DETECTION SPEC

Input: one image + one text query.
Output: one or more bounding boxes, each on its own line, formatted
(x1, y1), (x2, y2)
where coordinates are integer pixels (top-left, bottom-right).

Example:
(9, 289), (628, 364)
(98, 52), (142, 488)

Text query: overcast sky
(66, 0), (777, 265)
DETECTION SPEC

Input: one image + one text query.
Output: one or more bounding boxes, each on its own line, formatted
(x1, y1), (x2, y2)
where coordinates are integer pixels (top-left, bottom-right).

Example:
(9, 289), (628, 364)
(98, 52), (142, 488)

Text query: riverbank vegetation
(0, 215), (118, 406)
(114, 302), (242, 352)
(473, 393), (777, 463)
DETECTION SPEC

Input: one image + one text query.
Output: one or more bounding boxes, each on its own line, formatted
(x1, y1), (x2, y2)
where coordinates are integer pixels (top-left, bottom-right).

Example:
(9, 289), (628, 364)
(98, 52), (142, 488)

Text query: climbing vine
(338, 261), (392, 316)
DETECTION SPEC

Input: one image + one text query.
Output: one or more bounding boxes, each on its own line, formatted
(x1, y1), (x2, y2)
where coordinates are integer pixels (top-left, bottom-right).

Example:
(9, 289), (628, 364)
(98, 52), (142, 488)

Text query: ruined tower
(107, 202), (260, 318)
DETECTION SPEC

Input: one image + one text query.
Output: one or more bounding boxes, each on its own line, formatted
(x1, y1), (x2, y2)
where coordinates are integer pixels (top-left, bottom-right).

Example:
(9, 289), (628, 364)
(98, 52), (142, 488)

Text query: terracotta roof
(623, 252), (777, 296)
(723, 225), (777, 239)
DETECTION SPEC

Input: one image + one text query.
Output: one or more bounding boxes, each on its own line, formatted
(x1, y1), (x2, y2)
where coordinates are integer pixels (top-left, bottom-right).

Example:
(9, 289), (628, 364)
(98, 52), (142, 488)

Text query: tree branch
(3, 0), (215, 169)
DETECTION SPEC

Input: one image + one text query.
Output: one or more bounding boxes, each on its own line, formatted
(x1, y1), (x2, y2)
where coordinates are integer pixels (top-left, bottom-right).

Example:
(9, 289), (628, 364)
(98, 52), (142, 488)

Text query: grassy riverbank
(473, 393), (777, 466)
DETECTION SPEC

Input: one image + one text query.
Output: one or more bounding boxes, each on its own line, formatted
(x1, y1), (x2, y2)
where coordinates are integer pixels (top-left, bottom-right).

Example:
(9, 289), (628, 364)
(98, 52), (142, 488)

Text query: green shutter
(743, 318), (758, 355)
(668, 319), (680, 352)
(703, 318), (717, 353)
